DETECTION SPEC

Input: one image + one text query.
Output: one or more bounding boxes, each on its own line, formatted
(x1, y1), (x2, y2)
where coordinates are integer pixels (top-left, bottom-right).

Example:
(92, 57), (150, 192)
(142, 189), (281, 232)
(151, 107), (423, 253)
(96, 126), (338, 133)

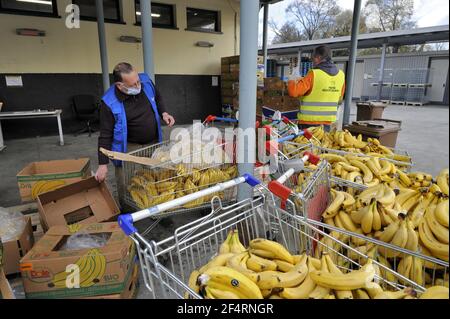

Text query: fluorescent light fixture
(136, 11), (161, 18)
(17, 0), (52, 5)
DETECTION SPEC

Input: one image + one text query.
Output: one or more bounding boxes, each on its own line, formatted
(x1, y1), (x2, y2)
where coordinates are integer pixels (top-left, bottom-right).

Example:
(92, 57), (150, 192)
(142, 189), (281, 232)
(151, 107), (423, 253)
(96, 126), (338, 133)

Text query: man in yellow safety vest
(288, 45), (346, 130)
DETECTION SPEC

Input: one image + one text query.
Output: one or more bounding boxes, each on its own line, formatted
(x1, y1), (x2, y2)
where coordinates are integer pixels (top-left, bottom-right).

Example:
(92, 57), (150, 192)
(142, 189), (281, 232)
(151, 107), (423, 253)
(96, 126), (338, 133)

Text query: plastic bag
(60, 232), (109, 251)
(0, 208), (26, 243)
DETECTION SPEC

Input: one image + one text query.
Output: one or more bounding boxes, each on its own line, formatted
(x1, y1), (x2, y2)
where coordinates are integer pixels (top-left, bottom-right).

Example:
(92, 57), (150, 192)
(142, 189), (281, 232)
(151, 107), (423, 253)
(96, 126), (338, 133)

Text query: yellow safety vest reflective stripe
(298, 69), (345, 124)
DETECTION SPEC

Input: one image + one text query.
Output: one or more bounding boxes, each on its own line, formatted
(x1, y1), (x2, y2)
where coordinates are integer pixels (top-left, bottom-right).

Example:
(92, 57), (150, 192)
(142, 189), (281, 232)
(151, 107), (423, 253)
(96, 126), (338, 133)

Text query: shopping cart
(117, 174), (424, 299)
(274, 168), (449, 290)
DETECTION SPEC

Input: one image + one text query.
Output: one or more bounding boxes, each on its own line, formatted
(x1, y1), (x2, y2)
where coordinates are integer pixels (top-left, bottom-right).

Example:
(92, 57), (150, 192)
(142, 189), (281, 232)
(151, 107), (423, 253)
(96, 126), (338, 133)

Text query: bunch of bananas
(185, 230), (449, 299)
(31, 180), (66, 199)
(52, 248), (106, 289)
(290, 126), (411, 164)
(128, 165), (238, 210)
(321, 173), (449, 288)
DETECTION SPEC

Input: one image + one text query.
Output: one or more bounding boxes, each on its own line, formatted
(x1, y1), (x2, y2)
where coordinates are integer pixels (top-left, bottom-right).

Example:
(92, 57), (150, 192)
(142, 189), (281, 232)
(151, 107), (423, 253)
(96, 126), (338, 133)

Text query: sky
(259, 0), (450, 44)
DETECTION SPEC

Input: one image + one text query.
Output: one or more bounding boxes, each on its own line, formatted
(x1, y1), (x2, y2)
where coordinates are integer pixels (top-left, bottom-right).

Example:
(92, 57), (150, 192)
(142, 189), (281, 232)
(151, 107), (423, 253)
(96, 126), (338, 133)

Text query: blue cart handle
(118, 174), (260, 235)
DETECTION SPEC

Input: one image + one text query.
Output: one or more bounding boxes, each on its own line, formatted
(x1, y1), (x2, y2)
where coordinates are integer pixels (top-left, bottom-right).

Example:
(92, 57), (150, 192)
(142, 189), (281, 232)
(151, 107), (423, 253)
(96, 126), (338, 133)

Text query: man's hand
(162, 112), (175, 127)
(95, 164), (108, 182)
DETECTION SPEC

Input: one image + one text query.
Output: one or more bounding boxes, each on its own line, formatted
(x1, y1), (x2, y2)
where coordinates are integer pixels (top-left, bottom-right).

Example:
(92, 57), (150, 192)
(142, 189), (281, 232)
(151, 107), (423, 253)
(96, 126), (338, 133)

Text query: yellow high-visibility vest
(298, 69), (345, 124)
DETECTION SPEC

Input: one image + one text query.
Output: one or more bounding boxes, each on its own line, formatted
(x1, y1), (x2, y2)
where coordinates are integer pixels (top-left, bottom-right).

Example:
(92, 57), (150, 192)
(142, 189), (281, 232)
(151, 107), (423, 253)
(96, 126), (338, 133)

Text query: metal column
(343, 0), (362, 125)
(262, 3), (269, 76)
(96, 0), (110, 92)
(297, 50), (302, 75)
(140, 0), (155, 82)
(377, 43), (387, 101)
(237, 0), (259, 201)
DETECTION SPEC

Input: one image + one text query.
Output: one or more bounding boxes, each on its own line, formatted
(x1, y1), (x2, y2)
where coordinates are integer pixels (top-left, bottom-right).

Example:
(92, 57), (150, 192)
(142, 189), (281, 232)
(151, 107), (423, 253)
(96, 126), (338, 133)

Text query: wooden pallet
(4, 203), (43, 242)
(405, 101), (426, 106)
(390, 100), (406, 105)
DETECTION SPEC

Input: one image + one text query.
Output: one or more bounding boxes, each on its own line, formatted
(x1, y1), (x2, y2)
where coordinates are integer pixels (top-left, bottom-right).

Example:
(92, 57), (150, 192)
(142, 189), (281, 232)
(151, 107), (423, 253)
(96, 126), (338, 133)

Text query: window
(186, 8), (221, 33)
(72, 0), (122, 23)
(135, 1), (176, 29)
(0, 0), (58, 17)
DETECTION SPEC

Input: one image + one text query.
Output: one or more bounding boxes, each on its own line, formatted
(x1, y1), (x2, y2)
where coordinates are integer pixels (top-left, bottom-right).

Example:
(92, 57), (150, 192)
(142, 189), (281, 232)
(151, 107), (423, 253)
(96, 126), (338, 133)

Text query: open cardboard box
(17, 158), (91, 202)
(37, 177), (120, 232)
(20, 222), (135, 299)
(1, 241), (16, 299)
(1, 216), (34, 275)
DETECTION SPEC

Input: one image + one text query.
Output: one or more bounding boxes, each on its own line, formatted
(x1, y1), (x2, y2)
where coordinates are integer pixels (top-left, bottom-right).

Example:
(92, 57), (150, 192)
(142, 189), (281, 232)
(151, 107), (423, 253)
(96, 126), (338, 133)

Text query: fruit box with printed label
(2, 215), (34, 275)
(17, 158), (91, 202)
(19, 222), (136, 299)
(36, 177), (120, 232)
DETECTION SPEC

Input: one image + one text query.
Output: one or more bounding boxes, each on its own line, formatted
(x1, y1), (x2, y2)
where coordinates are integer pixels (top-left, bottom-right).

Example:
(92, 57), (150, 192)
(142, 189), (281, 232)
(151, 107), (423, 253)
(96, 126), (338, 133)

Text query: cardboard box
(264, 77), (285, 91)
(221, 73), (239, 81)
(263, 96), (284, 109)
(20, 222), (136, 299)
(17, 158), (91, 202)
(2, 216), (34, 275)
(229, 64), (240, 73)
(221, 88), (235, 97)
(0, 269), (15, 299)
(283, 96), (300, 109)
(79, 264), (139, 299)
(221, 80), (235, 89)
(221, 64), (230, 73)
(37, 177), (120, 232)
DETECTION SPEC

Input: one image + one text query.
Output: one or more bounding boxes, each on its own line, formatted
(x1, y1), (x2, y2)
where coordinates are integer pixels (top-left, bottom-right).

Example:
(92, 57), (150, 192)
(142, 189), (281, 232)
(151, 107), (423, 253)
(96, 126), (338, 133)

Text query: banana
(279, 257), (317, 299)
(374, 288), (417, 299)
(254, 258), (308, 290)
(309, 259), (375, 291)
(376, 219), (400, 243)
(434, 199), (449, 227)
(339, 162), (360, 172)
(323, 217), (336, 227)
(226, 252), (257, 281)
(379, 220), (408, 258)
(323, 190), (345, 218)
(402, 192), (423, 213)
(430, 183), (443, 196)
(219, 231), (233, 254)
(376, 255), (398, 284)
(436, 169), (449, 196)
(358, 184), (384, 204)
(342, 192), (356, 207)
(378, 184), (396, 206)
(249, 239), (294, 264)
(274, 260), (295, 272)
(199, 253), (235, 273)
(419, 286), (449, 299)
(424, 205), (449, 244)
(185, 270), (200, 299)
(199, 266), (263, 299)
(349, 159), (373, 183)
(405, 220), (419, 252)
(418, 220), (449, 261)
(337, 211), (358, 232)
(320, 254), (353, 299)
(397, 255), (413, 283)
(308, 255), (331, 299)
(361, 201), (374, 234)
(364, 282), (384, 299)
(371, 200), (382, 231)
(351, 205), (369, 224)
(395, 189), (418, 207)
(249, 249), (278, 260)
(354, 289), (371, 299)
(206, 286), (240, 299)
(411, 257), (424, 287)
(246, 253), (278, 272)
(351, 228), (369, 246)
(320, 153), (349, 164)
(397, 169), (413, 187)
(230, 230), (247, 254)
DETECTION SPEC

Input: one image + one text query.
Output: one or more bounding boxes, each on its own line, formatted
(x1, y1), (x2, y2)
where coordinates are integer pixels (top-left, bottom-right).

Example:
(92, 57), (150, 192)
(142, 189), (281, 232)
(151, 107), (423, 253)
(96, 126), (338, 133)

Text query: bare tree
(285, 0), (341, 40)
(365, 0), (416, 31)
(269, 20), (304, 44)
(331, 10), (368, 37)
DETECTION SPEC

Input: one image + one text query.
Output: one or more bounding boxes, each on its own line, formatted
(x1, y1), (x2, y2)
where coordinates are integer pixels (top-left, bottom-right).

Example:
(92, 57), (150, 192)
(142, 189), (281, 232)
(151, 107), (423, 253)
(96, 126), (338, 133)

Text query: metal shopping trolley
(117, 173), (423, 299)
(274, 167), (449, 290)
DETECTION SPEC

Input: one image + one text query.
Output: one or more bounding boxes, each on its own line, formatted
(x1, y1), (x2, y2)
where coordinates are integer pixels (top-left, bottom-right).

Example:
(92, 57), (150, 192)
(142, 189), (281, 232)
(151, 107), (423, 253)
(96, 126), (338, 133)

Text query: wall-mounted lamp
(196, 41), (214, 48)
(119, 36), (142, 43)
(16, 28), (46, 37)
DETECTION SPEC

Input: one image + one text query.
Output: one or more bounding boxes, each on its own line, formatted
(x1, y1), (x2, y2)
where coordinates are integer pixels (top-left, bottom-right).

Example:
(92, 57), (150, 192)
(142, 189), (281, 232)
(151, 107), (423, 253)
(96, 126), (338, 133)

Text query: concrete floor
(1, 103), (448, 299)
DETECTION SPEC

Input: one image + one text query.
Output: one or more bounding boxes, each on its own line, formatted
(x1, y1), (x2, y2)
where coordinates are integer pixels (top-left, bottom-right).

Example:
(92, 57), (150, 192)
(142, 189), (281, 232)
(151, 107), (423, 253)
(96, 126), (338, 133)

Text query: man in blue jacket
(95, 62), (175, 210)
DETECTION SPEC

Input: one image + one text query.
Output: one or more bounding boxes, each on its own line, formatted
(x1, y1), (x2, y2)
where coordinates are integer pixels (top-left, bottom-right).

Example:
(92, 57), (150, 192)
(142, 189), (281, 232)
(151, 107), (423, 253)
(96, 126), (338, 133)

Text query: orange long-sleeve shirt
(288, 71), (346, 100)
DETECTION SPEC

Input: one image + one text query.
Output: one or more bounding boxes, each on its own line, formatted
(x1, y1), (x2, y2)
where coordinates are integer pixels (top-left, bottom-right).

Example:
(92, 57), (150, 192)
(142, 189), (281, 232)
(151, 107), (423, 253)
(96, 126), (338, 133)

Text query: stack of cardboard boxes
(221, 55), (265, 118)
(2, 158), (138, 299)
(262, 77), (300, 120)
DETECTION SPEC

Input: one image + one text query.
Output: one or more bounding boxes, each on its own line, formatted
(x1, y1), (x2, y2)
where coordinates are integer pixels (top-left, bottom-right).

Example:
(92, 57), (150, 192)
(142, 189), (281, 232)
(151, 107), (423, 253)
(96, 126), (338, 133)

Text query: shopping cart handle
(268, 180), (293, 201)
(118, 174), (261, 236)
(204, 115), (217, 123)
(304, 151), (320, 165)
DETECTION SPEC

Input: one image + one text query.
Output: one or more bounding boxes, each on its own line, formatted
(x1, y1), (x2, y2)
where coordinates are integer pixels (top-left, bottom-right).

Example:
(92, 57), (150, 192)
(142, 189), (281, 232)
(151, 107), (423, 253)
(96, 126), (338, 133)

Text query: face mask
(122, 84), (141, 96)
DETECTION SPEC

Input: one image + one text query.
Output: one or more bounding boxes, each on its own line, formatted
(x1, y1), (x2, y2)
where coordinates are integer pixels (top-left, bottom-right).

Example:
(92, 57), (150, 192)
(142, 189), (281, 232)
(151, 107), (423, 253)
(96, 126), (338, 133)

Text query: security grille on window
(72, 0), (122, 23)
(135, 1), (176, 28)
(0, 0), (58, 16)
(186, 7), (220, 33)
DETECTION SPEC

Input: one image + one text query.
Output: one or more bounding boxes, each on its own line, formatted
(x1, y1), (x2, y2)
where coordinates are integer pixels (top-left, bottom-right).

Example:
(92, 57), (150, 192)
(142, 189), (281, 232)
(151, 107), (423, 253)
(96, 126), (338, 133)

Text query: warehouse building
(0, 0), (242, 138)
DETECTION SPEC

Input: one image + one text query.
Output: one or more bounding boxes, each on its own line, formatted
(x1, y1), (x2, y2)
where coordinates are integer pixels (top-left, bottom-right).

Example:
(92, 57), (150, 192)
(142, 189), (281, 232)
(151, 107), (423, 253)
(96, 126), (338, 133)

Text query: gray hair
(113, 62), (134, 83)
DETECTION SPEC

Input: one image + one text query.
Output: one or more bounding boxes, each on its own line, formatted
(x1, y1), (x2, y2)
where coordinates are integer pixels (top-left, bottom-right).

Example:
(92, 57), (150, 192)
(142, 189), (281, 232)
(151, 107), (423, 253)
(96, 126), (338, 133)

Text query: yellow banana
(185, 270), (200, 299)
(418, 219), (449, 261)
(199, 253), (235, 273)
(246, 253), (278, 272)
(218, 231), (233, 254)
(279, 257), (317, 299)
(434, 199), (449, 228)
(419, 286), (449, 299)
(323, 190), (345, 218)
(249, 239), (294, 264)
(424, 205), (449, 244)
(436, 169), (449, 196)
(254, 259), (308, 290)
(349, 159), (373, 183)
